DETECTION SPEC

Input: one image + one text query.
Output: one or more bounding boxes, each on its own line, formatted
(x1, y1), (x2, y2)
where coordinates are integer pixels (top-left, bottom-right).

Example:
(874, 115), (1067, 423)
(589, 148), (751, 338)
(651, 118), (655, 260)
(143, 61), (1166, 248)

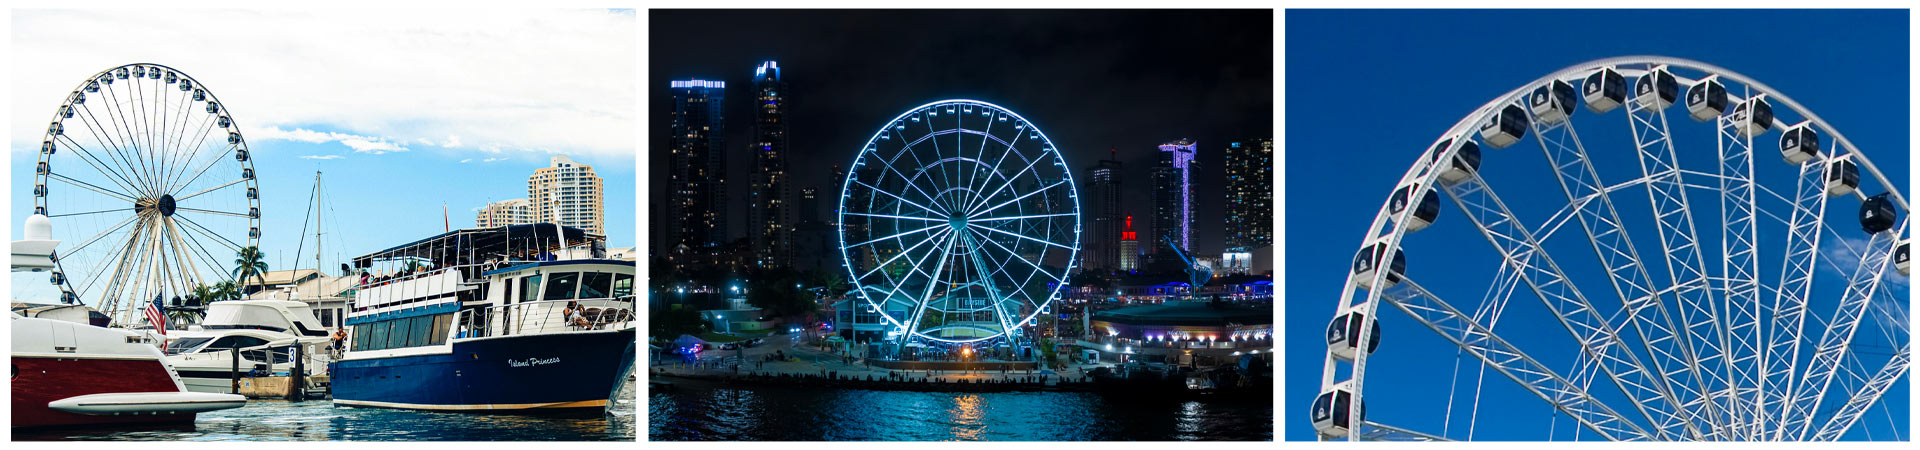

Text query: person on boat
(332, 328), (348, 355)
(564, 301), (591, 329)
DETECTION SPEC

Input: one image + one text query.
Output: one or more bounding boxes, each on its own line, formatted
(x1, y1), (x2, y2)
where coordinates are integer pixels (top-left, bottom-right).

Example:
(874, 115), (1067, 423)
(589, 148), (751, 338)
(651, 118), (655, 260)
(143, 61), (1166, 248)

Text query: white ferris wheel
(1314, 57), (1910, 441)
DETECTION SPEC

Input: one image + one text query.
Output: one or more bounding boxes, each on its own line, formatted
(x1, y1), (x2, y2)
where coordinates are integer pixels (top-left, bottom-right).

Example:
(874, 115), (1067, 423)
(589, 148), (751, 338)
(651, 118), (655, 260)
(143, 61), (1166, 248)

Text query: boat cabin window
(613, 274), (633, 297)
(519, 274), (543, 303)
(166, 337), (214, 354)
(580, 272), (613, 299)
(387, 318), (413, 350)
(351, 313), (455, 351)
(204, 335), (269, 353)
(544, 272), (580, 300)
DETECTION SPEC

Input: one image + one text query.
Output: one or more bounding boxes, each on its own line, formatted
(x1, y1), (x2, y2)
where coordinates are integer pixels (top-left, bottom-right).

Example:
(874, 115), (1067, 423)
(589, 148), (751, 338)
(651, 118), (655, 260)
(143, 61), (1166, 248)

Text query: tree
(231, 246), (269, 292)
(189, 284), (216, 307)
(212, 280), (241, 301)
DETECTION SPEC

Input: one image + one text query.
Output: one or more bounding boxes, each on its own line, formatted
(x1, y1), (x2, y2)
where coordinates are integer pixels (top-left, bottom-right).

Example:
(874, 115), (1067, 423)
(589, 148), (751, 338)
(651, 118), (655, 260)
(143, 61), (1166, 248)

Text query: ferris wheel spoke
(110, 78), (161, 195)
(73, 104), (159, 197)
(1381, 278), (1655, 441)
(162, 106), (219, 192)
(1442, 170), (1694, 440)
(846, 223), (947, 248)
(174, 207), (250, 219)
(1762, 153), (1836, 434)
(899, 235), (960, 339)
(872, 149), (951, 215)
(971, 212), (1077, 223)
(1778, 227), (1903, 440)
(171, 144), (239, 194)
(965, 227), (1061, 283)
(854, 228), (953, 283)
(174, 214), (246, 251)
(958, 233), (1021, 336)
(56, 132), (148, 197)
(1809, 342), (1911, 441)
(958, 123), (1029, 213)
(852, 179), (945, 218)
(972, 224), (1072, 250)
(968, 180), (1067, 219)
(48, 207), (135, 219)
(1626, 85), (1739, 438)
(174, 178), (250, 202)
(46, 171), (140, 204)
(963, 146), (1051, 216)
(1713, 110), (1768, 438)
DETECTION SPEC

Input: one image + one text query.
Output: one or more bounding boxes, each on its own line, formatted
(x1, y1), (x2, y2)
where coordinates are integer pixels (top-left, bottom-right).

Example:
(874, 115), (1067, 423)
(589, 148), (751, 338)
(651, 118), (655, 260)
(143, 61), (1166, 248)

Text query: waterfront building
(749, 61), (793, 268)
(1080, 300), (1272, 367)
(1151, 139), (1197, 263)
(1119, 215), (1141, 272)
(668, 79), (728, 253)
(528, 155), (605, 235)
(1083, 152), (1123, 271)
(1223, 138), (1272, 275)
(476, 198), (534, 228)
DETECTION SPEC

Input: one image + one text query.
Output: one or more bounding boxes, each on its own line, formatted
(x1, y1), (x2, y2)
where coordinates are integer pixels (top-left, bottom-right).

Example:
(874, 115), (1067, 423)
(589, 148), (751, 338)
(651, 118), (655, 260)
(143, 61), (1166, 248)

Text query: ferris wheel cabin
(1583, 67), (1626, 113)
(1326, 304), (1381, 362)
(1780, 123), (1820, 164)
(1859, 193), (1897, 234)
(1529, 79), (1578, 124)
(1312, 380), (1365, 438)
(1351, 241), (1405, 290)
(1732, 96), (1774, 138)
(1478, 103), (1529, 149)
(1389, 183), (1440, 232)
(1896, 240), (1911, 276)
(1635, 66), (1680, 110)
(1826, 158), (1860, 197)
(1431, 138), (1481, 183)
(1685, 76), (1728, 122)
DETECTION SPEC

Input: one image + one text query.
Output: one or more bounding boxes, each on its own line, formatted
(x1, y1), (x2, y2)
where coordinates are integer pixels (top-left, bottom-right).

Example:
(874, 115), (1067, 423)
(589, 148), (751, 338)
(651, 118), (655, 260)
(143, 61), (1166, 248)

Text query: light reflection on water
(15, 379), (636, 441)
(650, 382), (1271, 441)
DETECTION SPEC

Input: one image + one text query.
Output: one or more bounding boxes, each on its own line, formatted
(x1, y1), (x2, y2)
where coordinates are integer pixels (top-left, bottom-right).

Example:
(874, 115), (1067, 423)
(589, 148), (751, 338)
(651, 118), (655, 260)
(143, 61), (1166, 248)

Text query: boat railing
(453, 297), (634, 340)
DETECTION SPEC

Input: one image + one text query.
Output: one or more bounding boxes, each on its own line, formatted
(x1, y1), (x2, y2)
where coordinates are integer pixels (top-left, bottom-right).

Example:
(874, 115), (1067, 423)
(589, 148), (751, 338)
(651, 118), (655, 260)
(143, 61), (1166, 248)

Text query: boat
(330, 224), (636, 412)
(12, 214), (246, 429)
(160, 300), (334, 393)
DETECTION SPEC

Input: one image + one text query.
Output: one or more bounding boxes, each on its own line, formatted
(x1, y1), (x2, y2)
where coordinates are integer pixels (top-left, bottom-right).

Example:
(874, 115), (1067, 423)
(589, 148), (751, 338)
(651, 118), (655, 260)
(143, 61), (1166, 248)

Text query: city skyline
(648, 9), (1271, 259)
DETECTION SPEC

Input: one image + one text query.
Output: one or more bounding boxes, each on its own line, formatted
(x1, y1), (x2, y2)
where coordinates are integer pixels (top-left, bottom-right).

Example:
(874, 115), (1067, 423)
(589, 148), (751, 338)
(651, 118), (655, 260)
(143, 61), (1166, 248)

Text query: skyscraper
(528, 155), (604, 235)
(1119, 214), (1141, 272)
(749, 61), (792, 268)
(798, 186), (819, 224)
(476, 198), (533, 228)
(667, 79), (726, 251)
(1152, 139), (1196, 262)
(1082, 151), (1123, 271)
(1224, 138), (1272, 241)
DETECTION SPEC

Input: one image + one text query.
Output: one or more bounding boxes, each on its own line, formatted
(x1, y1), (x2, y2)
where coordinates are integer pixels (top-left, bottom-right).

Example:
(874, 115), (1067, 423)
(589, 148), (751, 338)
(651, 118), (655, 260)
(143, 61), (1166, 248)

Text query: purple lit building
(1151, 139), (1196, 263)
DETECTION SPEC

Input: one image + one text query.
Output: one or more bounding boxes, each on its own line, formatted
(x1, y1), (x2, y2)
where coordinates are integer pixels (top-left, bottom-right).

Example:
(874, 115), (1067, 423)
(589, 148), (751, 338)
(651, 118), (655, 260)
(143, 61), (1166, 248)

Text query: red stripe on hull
(11, 355), (196, 429)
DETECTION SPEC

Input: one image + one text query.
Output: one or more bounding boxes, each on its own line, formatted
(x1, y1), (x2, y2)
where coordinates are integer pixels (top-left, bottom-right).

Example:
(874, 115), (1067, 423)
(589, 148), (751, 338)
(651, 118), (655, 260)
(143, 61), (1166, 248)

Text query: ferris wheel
(33, 63), (261, 326)
(1314, 57), (1910, 441)
(838, 99), (1080, 349)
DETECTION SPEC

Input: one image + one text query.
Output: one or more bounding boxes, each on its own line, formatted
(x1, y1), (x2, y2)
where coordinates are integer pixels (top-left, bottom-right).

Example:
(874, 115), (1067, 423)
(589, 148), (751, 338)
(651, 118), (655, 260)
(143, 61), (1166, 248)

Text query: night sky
(649, 9), (1272, 256)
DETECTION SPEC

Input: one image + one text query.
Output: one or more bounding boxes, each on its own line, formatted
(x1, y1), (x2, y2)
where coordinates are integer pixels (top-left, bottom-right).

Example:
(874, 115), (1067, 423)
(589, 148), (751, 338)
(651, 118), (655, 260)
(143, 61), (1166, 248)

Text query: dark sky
(650, 9), (1272, 256)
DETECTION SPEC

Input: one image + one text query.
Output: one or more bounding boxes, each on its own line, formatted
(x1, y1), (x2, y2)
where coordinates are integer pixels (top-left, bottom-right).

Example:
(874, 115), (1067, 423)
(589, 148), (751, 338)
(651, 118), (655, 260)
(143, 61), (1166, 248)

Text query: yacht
(12, 215), (245, 428)
(160, 300), (334, 393)
(331, 225), (635, 412)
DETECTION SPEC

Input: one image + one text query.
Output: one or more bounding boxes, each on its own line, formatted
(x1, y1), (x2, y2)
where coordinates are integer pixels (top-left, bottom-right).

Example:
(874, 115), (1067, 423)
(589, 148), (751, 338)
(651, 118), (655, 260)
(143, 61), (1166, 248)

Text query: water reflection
(650, 381), (1270, 441)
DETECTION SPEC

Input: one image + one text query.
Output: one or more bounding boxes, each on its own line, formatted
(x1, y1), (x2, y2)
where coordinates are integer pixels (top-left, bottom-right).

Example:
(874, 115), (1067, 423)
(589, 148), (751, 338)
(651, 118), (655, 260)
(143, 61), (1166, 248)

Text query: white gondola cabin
(1731, 96), (1774, 137)
(1635, 66), (1680, 110)
(1826, 158), (1859, 197)
(1896, 240), (1911, 276)
(1478, 104), (1529, 149)
(1583, 67), (1626, 113)
(1312, 380), (1365, 438)
(1529, 79), (1578, 124)
(1389, 183), (1440, 232)
(1780, 122), (1819, 165)
(1859, 193), (1896, 234)
(1686, 76), (1728, 122)
(1351, 241), (1405, 290)
(1326, 304), (1381, 362)
(1431, 138), (1481, 183)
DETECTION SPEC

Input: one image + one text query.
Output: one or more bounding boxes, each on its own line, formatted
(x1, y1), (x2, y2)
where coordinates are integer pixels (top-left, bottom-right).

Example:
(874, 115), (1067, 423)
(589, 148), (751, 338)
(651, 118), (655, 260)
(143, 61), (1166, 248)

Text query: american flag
(145, 296), (168, 336)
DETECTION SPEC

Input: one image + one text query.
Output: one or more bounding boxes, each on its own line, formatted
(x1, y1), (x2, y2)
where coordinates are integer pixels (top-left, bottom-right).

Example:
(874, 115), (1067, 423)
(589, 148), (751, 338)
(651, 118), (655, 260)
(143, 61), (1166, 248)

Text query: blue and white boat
(331, 225), (635, 412)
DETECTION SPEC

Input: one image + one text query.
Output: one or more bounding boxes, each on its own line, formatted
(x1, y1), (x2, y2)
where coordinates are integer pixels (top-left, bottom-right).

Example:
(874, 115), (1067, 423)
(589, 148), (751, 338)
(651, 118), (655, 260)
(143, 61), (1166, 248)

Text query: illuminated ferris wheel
(32, 63), (262, 326)
(1315, 57), (1910, 441)
(837, 99), (1081, 349)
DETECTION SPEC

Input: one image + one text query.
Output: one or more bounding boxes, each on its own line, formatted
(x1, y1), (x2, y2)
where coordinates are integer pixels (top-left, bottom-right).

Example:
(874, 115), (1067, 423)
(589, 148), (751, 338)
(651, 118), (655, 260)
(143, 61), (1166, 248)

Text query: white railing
(453, 297), (633, 340)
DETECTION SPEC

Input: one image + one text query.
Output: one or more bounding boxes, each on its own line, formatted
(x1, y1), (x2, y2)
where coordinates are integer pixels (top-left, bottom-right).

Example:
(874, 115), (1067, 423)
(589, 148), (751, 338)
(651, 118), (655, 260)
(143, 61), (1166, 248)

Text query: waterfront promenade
(649, 334), (1107, 388)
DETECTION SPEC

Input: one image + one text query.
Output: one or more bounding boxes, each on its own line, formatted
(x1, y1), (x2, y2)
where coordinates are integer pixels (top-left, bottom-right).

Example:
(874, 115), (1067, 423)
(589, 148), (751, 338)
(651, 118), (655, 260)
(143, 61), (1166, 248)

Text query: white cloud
(299, 154), (344, 160)
(13, 9), (635, 159)
(459, 158), (473, 163)
(1819, 235), (1910, 288)
(253, 126), (410, 154)
(482, 157), (507, 163)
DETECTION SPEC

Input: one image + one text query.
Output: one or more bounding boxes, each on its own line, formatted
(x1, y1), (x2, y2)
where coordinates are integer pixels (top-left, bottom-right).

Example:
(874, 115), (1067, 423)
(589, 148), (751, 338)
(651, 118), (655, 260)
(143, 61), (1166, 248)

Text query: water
(16, 379), (636, 441)
(649, 379), (1272, 441)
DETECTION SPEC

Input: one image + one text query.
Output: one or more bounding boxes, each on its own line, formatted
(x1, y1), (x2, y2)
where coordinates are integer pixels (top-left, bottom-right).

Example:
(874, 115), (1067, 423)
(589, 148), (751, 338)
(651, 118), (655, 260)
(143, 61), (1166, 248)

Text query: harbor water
(649, 380), (1273, 441)
(15, 378), (635, 441)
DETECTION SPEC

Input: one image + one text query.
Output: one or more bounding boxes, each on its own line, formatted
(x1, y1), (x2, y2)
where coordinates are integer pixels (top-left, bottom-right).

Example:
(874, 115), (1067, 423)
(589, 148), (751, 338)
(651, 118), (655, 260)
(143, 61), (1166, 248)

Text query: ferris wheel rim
(33, 62), (262, 322)
(1319, 56), (1910, 442)
(837, 98), (1082, 345)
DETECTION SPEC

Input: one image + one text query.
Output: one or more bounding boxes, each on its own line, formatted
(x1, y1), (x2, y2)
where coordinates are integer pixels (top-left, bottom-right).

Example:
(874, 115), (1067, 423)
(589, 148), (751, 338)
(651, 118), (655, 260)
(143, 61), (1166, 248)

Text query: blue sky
(9, 10), (634, 304)
(1285, 10), (1909, 441)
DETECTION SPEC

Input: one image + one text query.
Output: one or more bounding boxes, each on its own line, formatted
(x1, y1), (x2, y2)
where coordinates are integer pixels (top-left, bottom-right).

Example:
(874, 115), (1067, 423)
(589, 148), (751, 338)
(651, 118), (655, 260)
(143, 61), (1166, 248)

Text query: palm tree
(213, 280), (241, 301)
(189, 284), (216, 307)
(231, 246), (269, 293)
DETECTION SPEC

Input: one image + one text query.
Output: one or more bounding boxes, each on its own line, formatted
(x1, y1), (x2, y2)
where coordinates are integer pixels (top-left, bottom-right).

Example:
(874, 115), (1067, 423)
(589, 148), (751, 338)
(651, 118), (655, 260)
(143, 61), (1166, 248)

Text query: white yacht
(160, 300), (334, 393)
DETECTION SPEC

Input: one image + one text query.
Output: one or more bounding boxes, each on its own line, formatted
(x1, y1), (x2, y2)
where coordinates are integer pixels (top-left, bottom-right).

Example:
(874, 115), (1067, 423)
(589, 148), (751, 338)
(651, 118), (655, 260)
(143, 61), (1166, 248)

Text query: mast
(315, 171), (323, 277)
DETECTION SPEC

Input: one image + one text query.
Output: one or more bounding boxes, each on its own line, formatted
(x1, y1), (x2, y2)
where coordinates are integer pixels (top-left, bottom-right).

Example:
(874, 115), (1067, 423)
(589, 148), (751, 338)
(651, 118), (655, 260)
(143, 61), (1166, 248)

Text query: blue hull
(332, 328), (634, 412)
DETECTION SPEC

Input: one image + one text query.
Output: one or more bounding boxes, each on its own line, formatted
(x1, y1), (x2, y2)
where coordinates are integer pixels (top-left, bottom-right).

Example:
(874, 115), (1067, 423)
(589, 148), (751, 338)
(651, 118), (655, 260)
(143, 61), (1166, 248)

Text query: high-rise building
(828, 164), (847, 226)
(1082, 151), (1123, 271)
(1224, 137), (1272, 251)
(476, 198), (533, 228)
(1119, 215), (1141, 272)
(798, 186), (819, 224)
(668, 79), (727, 251)
(1151, 139), (1197, 262)
(749, 61), (792, 268)
(528, 155), (605, 235)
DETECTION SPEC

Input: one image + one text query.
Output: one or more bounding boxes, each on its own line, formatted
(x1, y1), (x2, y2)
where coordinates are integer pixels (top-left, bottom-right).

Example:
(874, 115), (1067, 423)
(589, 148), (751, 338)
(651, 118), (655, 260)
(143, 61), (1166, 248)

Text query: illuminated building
(667, 79), (727, 250)
(1119, 215), (1141, 272)
(1083, 152), (1123, 271)
(750, 61), (792, 268)
(1152, 139), (1196, 262)
(1224, 138), (1271, 275)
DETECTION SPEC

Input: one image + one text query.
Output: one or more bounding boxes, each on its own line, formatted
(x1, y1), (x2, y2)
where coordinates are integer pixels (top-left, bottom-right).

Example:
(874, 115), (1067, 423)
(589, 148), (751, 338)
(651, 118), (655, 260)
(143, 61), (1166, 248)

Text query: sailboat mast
(315, 171), (323, 277)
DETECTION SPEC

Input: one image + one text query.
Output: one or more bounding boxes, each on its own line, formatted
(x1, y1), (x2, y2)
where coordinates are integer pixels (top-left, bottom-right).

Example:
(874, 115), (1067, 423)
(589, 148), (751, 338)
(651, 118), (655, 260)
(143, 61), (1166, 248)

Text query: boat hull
(331, 328), (634, 412)
(11, 355), (200, 428)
